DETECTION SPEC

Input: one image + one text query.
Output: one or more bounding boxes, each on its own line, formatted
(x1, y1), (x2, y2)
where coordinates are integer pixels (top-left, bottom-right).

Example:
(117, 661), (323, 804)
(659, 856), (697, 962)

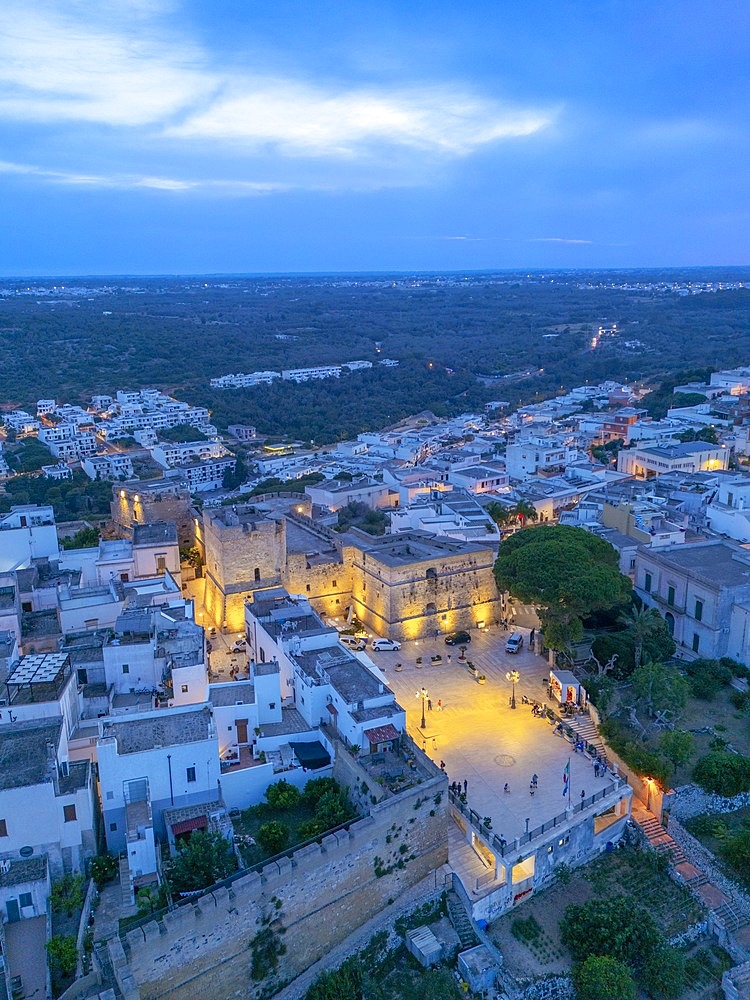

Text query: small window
(120, 572), (129, 583)
(122, 664), (129, 674)
(156, 555), (166, 573)
(644, 572), (652, 593)
(19, 892), (32, 909)
(0, 819), (7, 837)
(335, 598), (340, 605)
(695, 599), (703, 622)
(110, 822), (117, 832)
(63, 805), (77, 823)
(667, 585), (675, 607)
(269, 702), (276, 710)
(332, 580), (337, 588)
(692, 633), (700, 653)
(254, 567), (261, 582)
(186, 767), (196, 783)
(306, 584), (311, 592)
(181, 684), (188, 694)
(106, 790), (114, 800)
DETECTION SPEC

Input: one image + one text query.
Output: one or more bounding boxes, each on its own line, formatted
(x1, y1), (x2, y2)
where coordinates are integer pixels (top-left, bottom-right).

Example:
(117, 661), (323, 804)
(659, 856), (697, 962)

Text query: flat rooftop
(349, 530), (488, 566)
(647, 540), (750, 589)
(294, 646), (390, 704)
(133, 521), (178, 546)
(0, 719), (62, 790)
(101, 706), (213, 754)
(209, 680), (255, 706)
(258, 706), (311, 737)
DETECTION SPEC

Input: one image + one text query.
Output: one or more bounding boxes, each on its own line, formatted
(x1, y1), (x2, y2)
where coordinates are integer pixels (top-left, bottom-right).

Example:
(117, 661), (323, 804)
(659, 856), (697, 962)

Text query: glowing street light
(506, 670), (519, 710)
(416, 687), (429, 729)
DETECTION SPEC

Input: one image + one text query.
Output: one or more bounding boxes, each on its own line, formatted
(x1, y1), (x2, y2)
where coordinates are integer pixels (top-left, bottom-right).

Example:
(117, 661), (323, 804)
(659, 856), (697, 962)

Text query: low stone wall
(668, 817), (750, 922)
(670, 784), (750, 821)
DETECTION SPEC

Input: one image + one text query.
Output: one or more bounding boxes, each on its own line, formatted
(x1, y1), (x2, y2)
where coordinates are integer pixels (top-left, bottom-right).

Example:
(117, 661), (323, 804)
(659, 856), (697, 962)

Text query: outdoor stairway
(446, 890), (477, 949)
(564, 717), (609, 763)
(715, 900), (749, 932)
(118, 856), (134, 907)
(635, 811), (688, 866)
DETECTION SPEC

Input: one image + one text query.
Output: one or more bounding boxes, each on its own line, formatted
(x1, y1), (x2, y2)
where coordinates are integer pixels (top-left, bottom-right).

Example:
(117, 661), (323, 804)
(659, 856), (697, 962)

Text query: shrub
(573, 956), (636, 1000)
(693, 750), (750, 796)
(257, 820), (290, 855)
(265, 779), (301, 810)
(90, 853), (119, 888)
(719, 829), (750, 887)
(684, 657), (733, 700)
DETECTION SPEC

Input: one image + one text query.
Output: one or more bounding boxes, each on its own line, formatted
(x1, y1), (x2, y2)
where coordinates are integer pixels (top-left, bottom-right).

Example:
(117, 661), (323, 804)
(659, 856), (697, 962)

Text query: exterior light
(134, 494), (140, 502)
(120, 490), (125, 498)
(416, 687), (429, 730)
(506, 670), (520, 710)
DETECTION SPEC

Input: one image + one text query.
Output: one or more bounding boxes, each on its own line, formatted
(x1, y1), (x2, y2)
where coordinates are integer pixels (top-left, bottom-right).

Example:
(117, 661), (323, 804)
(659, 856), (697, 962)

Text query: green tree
(572, 956), (636, 1000)
(631, 661), (688, 719)
(486, 501), (513, 527)
(720, 828), (750, 888)
(50, 874), (85, 917)
(60, 526), (100, 550)
(694, 750), (750, 796)
(265, 779), (301, 810)
(301, 777), (341, 806)
(641, 944), (687, 999)
(511, 500), (539, 525)
(561, 895), (662, 965)
(620, 605), (671, 670)
(167, 830), (236, 893)
(257, 820), (290, 855)
(89, 853), (119, 888)
(494, 525), (631, 652)
(47, 934), (78, 978)
(659, 729), (694, 775)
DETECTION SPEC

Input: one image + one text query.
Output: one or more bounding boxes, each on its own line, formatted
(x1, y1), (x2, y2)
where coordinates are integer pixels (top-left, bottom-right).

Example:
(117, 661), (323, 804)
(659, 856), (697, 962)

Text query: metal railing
(449, 779), (627, 859)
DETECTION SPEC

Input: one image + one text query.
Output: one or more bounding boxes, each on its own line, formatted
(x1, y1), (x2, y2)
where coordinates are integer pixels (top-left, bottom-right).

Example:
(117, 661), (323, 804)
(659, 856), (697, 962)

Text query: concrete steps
(118, 857), (134, 907)
(714, 901), (748, 932)
(446, 890), (478, 950)
(564, 717), (609, 763)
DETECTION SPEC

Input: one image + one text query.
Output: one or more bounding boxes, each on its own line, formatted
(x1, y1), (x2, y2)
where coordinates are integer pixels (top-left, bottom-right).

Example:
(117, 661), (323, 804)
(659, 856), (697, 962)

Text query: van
(340, 634), (366, 652)
(505, 632), (524, 654)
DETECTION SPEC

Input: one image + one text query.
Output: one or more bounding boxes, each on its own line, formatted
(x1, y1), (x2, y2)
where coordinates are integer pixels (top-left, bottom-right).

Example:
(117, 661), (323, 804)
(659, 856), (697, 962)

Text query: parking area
(369, 626), (613, 846)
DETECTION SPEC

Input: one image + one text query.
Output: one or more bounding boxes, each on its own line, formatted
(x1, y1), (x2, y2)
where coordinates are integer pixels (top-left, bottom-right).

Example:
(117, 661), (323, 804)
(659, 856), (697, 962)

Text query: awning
(290, 740), (331, 770)
(364, 724), (400, 745)
(171, 815), (207, 836)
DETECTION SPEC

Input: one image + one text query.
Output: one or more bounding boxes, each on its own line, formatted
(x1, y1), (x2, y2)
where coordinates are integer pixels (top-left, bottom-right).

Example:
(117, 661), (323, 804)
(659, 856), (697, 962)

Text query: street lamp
(416, 687), (429, 729)
(506, 670), (519, 710)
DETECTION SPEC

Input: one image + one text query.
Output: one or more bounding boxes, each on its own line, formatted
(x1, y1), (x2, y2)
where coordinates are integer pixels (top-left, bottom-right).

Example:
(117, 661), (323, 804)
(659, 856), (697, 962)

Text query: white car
(231, 640), (246, 653)
(371, 638), (401, 652)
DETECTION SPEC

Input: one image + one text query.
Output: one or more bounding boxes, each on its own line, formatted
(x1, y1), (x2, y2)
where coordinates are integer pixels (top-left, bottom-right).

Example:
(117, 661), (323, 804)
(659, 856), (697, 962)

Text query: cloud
(0, 2), (555, 162)
(527, 237), (594, 245)
(168, 83), (554, 157)
(0, 159), (290, 194)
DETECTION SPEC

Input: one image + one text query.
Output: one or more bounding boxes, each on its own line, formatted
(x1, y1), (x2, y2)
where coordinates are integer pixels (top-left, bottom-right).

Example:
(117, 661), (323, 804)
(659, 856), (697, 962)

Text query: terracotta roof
(171, 815), (207, 836)
(364, 724), (400, 744)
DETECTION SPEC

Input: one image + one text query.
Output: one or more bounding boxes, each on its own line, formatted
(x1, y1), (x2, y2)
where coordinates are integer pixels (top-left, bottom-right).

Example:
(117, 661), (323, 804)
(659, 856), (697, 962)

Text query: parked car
(339, 634), (366, 651)
(231, 639), (246, 653)
(445, 630), (471, 646)
(372, 638), (401, 652)
(505, 632), (524, 654)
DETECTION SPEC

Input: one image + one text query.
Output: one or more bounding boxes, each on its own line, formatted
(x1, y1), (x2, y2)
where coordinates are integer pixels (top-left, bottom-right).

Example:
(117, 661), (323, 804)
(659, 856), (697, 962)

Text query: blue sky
(1, 0), (748, 274)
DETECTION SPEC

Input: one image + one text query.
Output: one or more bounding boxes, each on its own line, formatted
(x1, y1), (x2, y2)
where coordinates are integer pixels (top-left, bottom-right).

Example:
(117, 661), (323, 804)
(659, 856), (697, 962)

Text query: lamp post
(506, 670), (519, 710)
(416, 687), (429, 729)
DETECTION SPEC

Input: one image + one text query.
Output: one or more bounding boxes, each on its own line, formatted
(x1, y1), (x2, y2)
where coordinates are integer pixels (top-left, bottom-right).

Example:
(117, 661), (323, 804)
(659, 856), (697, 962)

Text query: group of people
(449, 779), (468, 796)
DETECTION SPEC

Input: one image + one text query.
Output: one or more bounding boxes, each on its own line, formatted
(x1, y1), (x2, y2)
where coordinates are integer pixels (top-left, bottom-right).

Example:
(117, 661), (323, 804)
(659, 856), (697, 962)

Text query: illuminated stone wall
(342, 535), (502, 642)
(202, 509), (286, 630)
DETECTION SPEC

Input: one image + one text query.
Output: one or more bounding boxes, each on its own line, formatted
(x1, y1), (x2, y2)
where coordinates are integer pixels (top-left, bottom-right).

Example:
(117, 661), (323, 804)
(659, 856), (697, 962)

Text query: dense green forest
(1, 269), (748, 441)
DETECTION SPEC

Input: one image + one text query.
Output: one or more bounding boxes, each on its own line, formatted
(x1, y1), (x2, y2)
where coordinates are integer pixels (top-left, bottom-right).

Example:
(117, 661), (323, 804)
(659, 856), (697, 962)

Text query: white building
(152, 440), (227, 469)
(0, 506), (58, 573)
(81, 453), (135, 481)
(281, 365), (342, 383)
(617, 441), (729, 479)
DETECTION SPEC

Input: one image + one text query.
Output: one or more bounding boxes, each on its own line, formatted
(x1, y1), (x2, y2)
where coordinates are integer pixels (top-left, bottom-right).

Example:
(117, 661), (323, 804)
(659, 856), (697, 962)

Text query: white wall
(172, 663), (208, 706)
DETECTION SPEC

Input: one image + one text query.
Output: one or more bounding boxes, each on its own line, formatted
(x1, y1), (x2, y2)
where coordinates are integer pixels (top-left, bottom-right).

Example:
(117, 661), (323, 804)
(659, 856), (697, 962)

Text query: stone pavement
(371, 626), (615, 846)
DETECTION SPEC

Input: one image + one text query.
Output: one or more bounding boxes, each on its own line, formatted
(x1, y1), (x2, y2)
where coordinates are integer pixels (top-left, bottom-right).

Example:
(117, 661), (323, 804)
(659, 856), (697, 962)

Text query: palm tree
(512, 500), (539, 526)
(486, 501), (513, 527)
(620, 605), (662, 669)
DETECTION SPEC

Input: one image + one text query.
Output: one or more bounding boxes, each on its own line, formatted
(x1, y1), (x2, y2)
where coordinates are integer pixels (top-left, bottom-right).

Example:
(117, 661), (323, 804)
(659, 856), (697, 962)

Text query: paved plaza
(370, 626), (615, 846)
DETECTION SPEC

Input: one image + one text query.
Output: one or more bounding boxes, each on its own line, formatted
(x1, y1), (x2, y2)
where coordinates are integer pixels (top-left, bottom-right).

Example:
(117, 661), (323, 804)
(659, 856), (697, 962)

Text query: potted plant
(477, 674), (486, 685)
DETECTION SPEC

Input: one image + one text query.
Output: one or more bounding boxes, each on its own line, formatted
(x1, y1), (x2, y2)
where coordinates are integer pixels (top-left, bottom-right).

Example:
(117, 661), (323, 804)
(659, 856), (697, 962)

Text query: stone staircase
(564, 716), (609, 763)
(635, 812), (687, 864)
(446, 890), (478, 950)
(118, 857), (134, 907)
(715, 900), (747, 932)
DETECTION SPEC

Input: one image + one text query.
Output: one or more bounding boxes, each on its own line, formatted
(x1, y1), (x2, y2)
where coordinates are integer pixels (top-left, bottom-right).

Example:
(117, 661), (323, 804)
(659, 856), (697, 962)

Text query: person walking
(437, 699), (442, 711)
(504, 783), (510, 794)
(463, 779), (468, 794)
(529, 782), (535, 796)
(427, 698), (432, 711)
(532, 773), (538, 788)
